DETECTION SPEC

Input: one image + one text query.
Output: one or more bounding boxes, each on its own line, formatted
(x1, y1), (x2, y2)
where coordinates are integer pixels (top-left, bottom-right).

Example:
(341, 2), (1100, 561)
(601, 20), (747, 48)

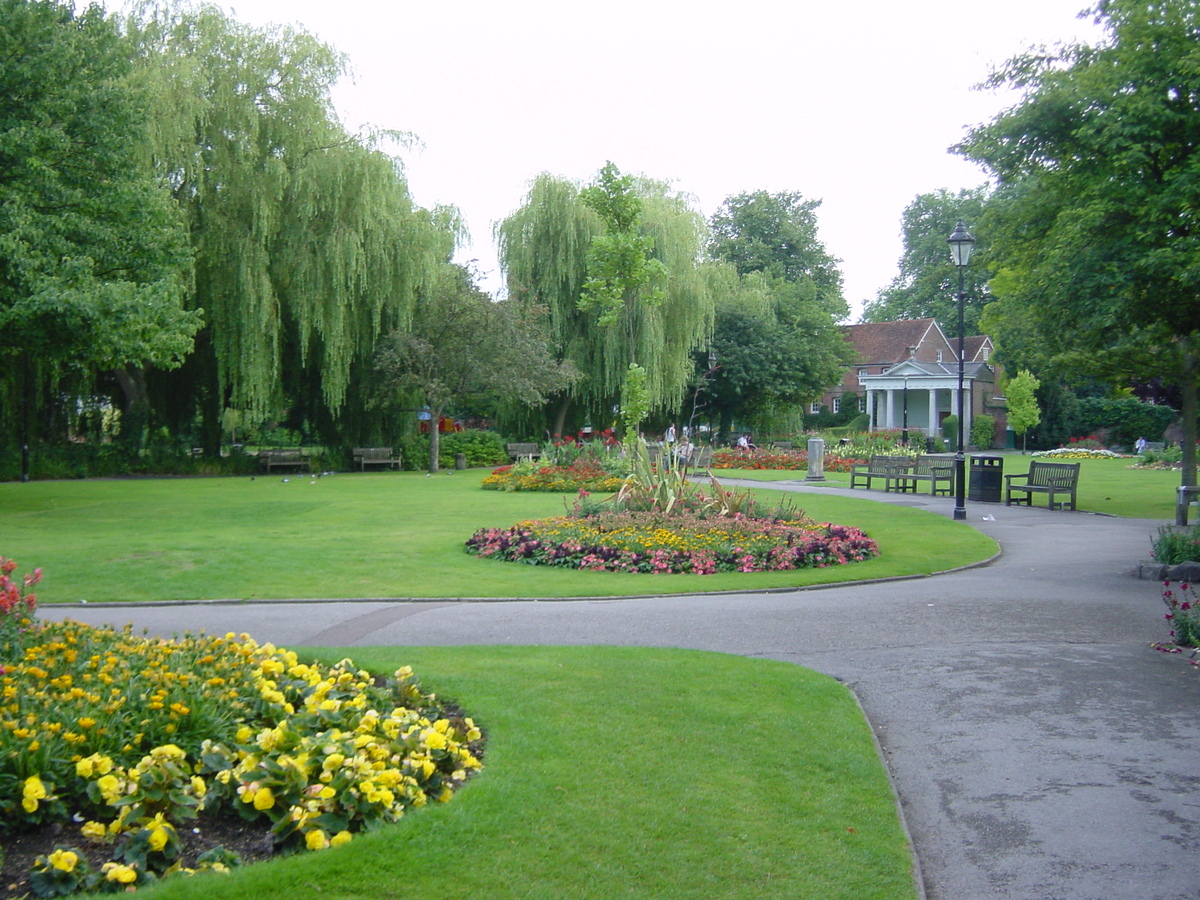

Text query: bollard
(455, 452), (466, 470)
(806, 437), (825, 482)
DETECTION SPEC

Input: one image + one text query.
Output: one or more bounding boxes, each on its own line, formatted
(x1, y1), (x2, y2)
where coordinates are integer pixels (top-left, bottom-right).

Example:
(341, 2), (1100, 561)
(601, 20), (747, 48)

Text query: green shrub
(1078, 397), (1176, 447)
(1152, 524), (1200, 565)
(941, 415), (958, 443)
(970, 414), (996, 449)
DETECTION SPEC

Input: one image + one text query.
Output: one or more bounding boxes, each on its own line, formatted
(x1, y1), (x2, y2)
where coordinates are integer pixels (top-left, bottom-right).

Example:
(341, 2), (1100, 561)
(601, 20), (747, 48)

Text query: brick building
(818, 318), (1008, 448)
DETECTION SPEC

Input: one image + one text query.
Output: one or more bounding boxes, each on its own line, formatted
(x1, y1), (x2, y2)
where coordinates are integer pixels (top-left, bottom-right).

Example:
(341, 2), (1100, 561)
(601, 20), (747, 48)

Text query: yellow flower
(102, 863), (138, 884)
(22, 774), (47, 801)
(305, 829), (330, 851)
(147, 814), (173, 851)
(48, 849), (79, 873)
(330, 830), (352, 847)
(81, 820), (107, 842)
(252, 786), (275, 810)
(191, 775), (207, 798)
(96, 774), (122, 804)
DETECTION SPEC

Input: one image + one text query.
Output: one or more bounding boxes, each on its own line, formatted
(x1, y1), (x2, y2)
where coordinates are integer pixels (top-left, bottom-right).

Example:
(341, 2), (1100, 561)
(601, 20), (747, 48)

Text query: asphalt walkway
(43, 481), (1200, 900)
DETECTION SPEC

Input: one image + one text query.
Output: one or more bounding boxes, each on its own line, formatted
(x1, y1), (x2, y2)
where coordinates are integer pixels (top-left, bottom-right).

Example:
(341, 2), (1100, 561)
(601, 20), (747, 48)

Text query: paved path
(45, 483), (1200, 900)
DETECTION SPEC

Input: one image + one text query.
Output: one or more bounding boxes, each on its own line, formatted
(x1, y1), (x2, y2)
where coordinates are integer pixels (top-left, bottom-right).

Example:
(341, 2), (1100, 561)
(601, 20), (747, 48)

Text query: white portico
(858, 358), (988, 439)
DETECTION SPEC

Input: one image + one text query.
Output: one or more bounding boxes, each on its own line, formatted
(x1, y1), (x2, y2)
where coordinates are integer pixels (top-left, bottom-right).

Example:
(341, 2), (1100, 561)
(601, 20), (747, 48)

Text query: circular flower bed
(465, 509), (879, 574)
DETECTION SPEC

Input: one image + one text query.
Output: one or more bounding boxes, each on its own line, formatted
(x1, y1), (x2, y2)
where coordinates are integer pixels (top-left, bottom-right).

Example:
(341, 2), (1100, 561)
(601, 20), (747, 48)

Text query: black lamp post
(947, 220), (975, 520)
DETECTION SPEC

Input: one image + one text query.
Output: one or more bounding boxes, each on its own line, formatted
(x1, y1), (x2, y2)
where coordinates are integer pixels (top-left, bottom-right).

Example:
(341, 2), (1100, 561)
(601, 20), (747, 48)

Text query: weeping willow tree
(495, 164), (713, 438)
(122, 2), (452, 450)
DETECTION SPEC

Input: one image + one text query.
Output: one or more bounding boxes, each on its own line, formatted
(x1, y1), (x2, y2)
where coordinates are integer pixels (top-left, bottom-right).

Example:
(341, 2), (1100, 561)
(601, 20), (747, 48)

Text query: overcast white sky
(150, 0), (1104, 319)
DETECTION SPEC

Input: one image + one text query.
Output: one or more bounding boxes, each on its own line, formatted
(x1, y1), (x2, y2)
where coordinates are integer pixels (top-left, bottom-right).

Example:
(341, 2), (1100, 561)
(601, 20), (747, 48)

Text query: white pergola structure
(858, 358), (981, 440)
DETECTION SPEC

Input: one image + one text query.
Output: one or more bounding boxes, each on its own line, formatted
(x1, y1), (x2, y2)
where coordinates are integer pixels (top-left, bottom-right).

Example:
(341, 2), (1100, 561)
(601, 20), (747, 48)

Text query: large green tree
(0, 0), (197, 451)
(375, 264), (577, 471)
(862, 188), (992, 332)
(957, 0), (1200, 486)
(495, 165), (713, 437)
(704, 191), (853, 438)
(124, 3), (451, 451)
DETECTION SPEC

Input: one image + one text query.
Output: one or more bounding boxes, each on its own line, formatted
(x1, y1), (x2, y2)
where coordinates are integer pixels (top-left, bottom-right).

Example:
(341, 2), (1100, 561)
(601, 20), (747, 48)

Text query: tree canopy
(957, 0), (1200, 483)
(861, 188), (992, 333)
(124, 2), (452, 449)
(375, 264), (576, 470)
(495, 165), (713, 436)
(703, 191), (853, 437)
(0, 0), (197, 447)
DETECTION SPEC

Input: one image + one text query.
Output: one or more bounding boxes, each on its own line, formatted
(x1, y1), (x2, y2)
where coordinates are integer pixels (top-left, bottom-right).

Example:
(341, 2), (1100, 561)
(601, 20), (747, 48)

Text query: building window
(936, 349), (944, 363)
(858, 397), (866, 412)
(832, 397), (841, 414)
(810, 401), (821, 414)
(982, 347), (990, 360)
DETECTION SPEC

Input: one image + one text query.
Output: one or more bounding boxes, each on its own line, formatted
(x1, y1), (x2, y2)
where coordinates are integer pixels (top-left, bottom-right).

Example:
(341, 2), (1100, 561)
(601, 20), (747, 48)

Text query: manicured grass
(1, 473), (995, 603)
(720, 453), (1185, 519)
(134, 645), (918, 900)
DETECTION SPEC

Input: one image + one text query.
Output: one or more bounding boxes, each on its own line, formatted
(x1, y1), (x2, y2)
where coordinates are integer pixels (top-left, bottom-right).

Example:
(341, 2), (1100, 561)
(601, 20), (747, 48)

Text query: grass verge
(133, 645), (918, 900)
(1, 474), (995, 602)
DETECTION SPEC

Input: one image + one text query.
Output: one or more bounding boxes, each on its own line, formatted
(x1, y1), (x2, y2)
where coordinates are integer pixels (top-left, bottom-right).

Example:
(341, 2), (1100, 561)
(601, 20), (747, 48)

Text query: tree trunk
(427, 403), (443, 473)
(1181, 334), (1198, 489)
(551, 393), (571, 441)
(112, 366), (150, 454)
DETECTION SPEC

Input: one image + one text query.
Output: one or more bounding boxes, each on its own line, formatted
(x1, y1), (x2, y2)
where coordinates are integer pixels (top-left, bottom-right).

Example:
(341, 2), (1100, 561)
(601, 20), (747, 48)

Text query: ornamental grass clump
(0, 562), (483, 896)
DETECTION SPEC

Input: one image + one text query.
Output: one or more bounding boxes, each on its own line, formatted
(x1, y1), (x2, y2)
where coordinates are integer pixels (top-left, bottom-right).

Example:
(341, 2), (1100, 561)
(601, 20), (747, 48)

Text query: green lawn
(1, 472), (995, 603)
(724, 453), (1184, 519)
(134, 645), (918, 900)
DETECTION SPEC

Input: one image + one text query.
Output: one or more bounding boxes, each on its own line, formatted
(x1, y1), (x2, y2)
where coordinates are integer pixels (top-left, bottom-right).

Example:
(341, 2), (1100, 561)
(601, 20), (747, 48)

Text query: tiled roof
(843, 319), (939, 364)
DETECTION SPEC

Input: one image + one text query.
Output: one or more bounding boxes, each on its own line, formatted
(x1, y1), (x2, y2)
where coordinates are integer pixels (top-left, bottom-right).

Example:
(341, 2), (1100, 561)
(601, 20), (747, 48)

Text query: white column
(866, 389), (875, 430)
(928, 388), (938, 437)
(885, 389), (896, 429)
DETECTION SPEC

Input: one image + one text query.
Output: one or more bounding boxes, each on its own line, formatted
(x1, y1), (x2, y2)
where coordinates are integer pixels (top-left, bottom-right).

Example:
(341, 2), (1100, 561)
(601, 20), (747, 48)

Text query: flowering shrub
(0, 566), (484, 895)
(0, 556), (41, 656)
(482, 458), (625, 493)
(1159, 581), (1200, 648)
(1032, 447), (1125, 459)
(710, 449), (862, 473)
(465, 509), (879, 574)
(1151, 524), (1200, 565)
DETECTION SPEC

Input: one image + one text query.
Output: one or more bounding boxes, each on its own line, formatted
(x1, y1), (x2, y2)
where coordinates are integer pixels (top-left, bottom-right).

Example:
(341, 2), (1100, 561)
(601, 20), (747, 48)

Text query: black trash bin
(968, 455), (1003, 502)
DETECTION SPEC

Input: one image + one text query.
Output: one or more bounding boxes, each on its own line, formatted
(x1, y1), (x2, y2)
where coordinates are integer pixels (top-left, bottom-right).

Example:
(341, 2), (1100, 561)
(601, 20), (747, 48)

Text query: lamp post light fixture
(947, 220), (976, 520)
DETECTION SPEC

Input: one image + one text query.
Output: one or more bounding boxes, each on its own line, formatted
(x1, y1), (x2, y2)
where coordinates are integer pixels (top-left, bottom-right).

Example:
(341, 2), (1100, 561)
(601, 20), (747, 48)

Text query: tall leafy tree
(0, 0), (197, 450)
(705, 191), (853, 437)
(375, 264), (577, 471)
(956, 0), (1200, 486)
(496, 165), (713, 436)
(862, 188), (992, 331)
(124, 3), (450, 450)
(1005, 370), (1041, 452)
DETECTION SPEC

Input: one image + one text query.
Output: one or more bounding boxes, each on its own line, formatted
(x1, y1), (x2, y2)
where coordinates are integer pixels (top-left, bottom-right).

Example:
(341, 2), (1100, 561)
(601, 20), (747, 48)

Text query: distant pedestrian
(1136, 436), (1148, 454)
(664, 423), (676, 445)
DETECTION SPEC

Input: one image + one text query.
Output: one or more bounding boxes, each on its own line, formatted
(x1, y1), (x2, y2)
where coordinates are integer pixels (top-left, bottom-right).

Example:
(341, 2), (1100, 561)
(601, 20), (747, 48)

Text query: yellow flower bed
(3, 619), (483, 892)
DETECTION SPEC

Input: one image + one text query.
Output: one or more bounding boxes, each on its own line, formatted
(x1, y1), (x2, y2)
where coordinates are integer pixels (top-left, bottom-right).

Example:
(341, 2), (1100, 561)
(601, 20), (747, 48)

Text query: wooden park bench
(258, 448), (311, 474)
(849, 455), (912, 492)
(1004, 460), (1081, 511)
(353, 447), (402, 471)
(890, 454), (954, 496)
(505, 442), (542, 462)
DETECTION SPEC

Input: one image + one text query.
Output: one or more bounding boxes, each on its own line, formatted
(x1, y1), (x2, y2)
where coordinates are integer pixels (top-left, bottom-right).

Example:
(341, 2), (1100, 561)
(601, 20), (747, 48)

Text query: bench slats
(1004, 461), (1080, 511)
